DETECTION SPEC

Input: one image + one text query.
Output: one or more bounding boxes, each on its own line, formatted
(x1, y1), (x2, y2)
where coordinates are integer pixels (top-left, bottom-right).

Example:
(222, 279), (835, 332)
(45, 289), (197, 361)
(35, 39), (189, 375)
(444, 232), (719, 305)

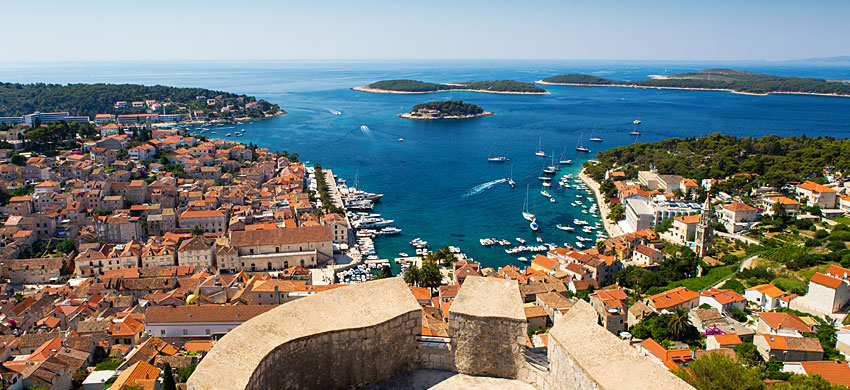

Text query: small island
(538, 68), (850, 97)
(354, 79), (547, 94)
(399, 100), (493, 120)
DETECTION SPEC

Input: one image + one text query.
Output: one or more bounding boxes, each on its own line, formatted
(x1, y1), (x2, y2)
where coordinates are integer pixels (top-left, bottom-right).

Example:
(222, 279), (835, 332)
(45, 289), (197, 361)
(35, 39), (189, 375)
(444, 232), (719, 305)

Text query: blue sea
(2, 60), (850, 270)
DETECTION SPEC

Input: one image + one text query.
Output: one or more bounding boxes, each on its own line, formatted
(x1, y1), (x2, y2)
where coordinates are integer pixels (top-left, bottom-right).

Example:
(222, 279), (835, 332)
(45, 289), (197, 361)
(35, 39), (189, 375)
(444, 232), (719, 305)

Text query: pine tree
(162, 362), (177, 390)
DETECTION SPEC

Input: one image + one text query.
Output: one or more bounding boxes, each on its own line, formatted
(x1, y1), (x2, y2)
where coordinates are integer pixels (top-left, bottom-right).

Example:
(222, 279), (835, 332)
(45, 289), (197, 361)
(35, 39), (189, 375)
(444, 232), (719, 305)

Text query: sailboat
(535, 138), (546, 157)
(589, 129), (603, 142)
(508, 165), (515, 188)
(522, 185), (535, 221)
(548, 152), (559, 171)
(488, 144), (508, 162)
(576, 131), (591, 153)
(558, 146), (572, 165)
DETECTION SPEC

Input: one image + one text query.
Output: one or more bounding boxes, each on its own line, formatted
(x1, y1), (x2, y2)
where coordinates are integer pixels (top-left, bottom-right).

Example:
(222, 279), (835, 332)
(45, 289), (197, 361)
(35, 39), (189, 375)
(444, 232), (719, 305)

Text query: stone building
(177, 235), (215, 268)
(179, 209), (227, 233)
(694, 197), (714, 258)
(228, 226), (332, 271)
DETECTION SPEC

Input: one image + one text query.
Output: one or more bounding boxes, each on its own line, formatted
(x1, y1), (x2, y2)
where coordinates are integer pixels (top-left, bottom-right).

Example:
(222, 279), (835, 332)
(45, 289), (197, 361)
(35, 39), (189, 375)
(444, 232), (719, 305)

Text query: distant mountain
(782, 56), (850, 64)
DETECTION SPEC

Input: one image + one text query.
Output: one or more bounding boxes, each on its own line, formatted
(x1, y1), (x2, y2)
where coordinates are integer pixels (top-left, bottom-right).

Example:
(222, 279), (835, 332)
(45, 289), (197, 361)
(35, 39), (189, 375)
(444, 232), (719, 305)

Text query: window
(205, 329), (211, 335)
(124, 338), (131, 344)
(182, 329), (188, 335)
(161, 330), (165, 336)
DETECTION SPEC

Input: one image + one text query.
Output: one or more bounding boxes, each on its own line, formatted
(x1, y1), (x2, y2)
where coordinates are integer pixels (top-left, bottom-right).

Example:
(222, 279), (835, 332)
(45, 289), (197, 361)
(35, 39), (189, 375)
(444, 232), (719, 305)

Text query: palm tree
(668, 308), (692, 340)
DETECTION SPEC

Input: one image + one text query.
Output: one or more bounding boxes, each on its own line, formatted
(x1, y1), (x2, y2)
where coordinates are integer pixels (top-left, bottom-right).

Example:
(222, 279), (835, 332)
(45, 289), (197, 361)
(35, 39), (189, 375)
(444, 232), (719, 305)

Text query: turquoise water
(2, 60), (850, 269)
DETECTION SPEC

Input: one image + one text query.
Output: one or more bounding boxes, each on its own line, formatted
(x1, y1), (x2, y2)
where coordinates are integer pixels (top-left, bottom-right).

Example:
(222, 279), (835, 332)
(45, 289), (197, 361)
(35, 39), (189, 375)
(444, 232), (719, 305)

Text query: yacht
(516, 237), (526, 244)
(559, 158), (572, 165)
(576, 131), (590, 153)
(556, 224), (574, 231)
(541, 190), (551, 198)
(535, 138), (545, 157)
(522, 185), (535, 221)
(630, 130), (641, 136)
(508, 165), (515, 188)
(225, 133), (232, 137)
(633, 119), (641, 125)
(487, 145), (508, 162)
(398, 138), (404, 142)
(360, 125), (370, 131)
(589, 129), (603, 142)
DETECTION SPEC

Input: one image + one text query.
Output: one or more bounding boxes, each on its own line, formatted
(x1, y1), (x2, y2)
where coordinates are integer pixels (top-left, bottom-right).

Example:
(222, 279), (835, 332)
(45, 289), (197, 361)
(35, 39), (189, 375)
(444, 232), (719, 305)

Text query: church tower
(694, 196), (714, 257)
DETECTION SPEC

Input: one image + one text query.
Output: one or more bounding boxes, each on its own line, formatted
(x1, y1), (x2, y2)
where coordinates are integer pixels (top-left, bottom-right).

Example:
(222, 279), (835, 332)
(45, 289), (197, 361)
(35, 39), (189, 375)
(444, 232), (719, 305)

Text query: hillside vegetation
(410, 100), (484, 117)
(0, 82), (281, 119)
(366, 79), (544, 93)
(584, 133), (850, 188)
(541, 68), (850, 95)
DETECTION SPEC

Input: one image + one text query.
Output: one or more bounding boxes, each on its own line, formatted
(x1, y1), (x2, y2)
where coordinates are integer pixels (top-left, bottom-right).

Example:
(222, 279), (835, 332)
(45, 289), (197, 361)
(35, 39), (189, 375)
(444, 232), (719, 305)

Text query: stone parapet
(543, 300), (694, 390)
(187, 278), (422, 390)
(448, 276), (526, 378)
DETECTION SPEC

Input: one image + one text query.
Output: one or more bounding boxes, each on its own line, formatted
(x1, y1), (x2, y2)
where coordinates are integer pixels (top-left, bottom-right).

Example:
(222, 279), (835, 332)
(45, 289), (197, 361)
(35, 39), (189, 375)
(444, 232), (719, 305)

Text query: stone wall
(542, 300), (694, 390)
(448, 276), (527, 378)
(187, 278), (422, 390)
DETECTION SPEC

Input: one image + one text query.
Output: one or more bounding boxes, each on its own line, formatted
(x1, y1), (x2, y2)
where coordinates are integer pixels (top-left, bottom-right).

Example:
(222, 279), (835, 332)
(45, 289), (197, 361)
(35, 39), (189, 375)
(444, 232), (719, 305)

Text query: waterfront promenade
(578, 167), (623, 238)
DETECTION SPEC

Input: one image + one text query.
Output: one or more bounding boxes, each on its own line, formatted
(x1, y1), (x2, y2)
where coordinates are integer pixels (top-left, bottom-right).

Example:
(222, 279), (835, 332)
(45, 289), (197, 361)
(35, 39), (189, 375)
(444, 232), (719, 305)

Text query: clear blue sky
(2, 0), (848, 62)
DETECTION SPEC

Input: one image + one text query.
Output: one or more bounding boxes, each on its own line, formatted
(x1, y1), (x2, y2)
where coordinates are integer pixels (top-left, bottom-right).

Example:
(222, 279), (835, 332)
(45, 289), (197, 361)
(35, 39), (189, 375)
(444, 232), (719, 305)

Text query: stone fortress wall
(188, 276), (693, 390)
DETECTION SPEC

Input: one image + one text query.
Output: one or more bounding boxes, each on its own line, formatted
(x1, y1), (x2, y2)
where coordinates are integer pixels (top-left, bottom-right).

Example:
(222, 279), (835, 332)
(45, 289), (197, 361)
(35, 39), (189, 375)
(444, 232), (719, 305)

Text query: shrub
(814, 229), (829, 239)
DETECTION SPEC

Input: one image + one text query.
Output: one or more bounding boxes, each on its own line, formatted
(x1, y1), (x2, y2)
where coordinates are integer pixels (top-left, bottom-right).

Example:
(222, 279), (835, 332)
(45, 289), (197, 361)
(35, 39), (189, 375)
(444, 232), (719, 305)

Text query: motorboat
(556, 224), (574, 231)
(516, 237), (526, 244)
(633, 119), (641, 125)
(541, 190), (551, 197)
(550, 197), (556, 203)
(530, 220), (539, 231)
(488, 156), (508, 162)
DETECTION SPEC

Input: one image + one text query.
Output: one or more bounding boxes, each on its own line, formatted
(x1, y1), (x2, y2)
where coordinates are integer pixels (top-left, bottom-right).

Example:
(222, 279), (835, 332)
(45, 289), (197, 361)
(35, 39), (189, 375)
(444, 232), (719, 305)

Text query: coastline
(578, 166), (623, 238)
(352, 85), (549, 95)
(180, 110), (287, 127)
(534, 80), (850, 98)
(398, 111), (495, 120)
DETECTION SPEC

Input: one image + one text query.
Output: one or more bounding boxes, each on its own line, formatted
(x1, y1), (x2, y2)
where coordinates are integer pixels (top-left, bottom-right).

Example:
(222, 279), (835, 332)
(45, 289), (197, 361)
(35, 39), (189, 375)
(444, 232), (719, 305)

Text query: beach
(578, 167), (623, 238)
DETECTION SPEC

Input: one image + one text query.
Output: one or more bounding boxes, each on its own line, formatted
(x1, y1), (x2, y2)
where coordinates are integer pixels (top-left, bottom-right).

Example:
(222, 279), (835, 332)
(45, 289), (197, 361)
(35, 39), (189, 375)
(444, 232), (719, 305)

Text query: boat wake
(462, 178), (507, 198)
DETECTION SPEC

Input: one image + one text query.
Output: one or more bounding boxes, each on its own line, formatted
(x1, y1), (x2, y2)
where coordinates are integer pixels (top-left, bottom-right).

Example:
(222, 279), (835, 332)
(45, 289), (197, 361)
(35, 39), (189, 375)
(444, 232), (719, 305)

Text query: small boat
(556, 224), (574, 231)
(542, 182), (552, 188)
(536, 236), (543, 243)
(360, 125), (370, 131)
(522, 185), (535, 221)
(550, 197), (556, 203)
(541, 190), (551, 197)
(535, 138), (545, 157)
(576, 131), (590, 153)
(530, 220), (539, 231)
(589, 129), (602, 142)
(225, 133), (232, 137)
(488, 156), (508, 162)
(542, 167), (556, 175)
(398, 138), (404, 142)
(633, 119), (641, 125)
(399, 252), (409, 257)
(630, 130), (641, 136)
(559, 159), (572, 165)
(508, 165), (515, 188)
(517, 257), (528, 262)
(516, 237), (526, 244)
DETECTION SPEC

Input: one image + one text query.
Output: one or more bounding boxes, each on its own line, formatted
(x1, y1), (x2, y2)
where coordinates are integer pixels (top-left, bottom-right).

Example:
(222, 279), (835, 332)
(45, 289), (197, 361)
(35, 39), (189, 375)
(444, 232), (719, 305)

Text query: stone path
(368, 370), (536, 390)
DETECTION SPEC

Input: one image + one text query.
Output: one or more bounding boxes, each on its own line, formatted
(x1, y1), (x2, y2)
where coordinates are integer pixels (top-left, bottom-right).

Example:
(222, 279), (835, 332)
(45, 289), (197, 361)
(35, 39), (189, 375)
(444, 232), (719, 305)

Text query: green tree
(668, 308), (693, 340)
(771, 202), (787, 218)
(10, 154), (25, 166)
(191, 225), (204, 236)
(672, 350), (764, 390)
(771, 374), (847, 390)
(420, 260), (442, 291)
(162, 362), (177, 390)
(403, 265), (421, 286)
(373, 265), (392, 280)
(55, 240), (76, 254)
(13, 293), (23, 305)
(733, 342), (763, 368)
(176, 363), (197, 382)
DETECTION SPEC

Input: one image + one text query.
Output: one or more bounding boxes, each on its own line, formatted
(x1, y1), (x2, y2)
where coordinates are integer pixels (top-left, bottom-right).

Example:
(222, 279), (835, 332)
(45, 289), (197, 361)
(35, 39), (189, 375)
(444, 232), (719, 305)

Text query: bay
(2, 60), (849, 270)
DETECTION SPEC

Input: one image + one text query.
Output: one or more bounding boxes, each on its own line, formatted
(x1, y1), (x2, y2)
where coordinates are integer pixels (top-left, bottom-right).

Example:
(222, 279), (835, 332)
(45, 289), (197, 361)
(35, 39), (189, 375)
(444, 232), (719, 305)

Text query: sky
(1, 0), (849, 62)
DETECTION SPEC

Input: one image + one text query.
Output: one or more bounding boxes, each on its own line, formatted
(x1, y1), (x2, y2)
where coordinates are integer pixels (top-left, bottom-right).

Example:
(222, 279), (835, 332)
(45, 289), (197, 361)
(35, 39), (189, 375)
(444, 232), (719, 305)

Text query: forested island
(0, 82), (284, 120)
(584, 133), (850, 190)
(399, 100), (492, 120)
(539, 68), (850, 96)
(354, 79), (547, 94)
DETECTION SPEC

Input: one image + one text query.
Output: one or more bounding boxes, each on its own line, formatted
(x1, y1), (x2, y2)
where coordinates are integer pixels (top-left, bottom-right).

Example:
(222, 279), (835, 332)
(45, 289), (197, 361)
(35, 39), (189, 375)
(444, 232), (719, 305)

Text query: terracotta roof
(711, 333), (742, 346)
(647, 286), (699, 310)
(180, 209), (225, 219)
(700, 288), (746, 305)
(760, 334), (822, 352)
(798, 181), (836, 193)
(524, 305), (548, 318)
(675, 215), (701, 224)
(723, 202), (757, 212)
(230, 226), (332, 247)
(145, 305), (274, 323)
(532, 255), (557, 270)
(747, 284), (786, 299)
(110, 361), (161, 390)
(799, 361), (850, 387)
(810, 273), (843, 289)
(634, 244), (659, 257)
(825, 265), (850, 280)
(757, 312), (814, 334)
(409, 286), (431, 302)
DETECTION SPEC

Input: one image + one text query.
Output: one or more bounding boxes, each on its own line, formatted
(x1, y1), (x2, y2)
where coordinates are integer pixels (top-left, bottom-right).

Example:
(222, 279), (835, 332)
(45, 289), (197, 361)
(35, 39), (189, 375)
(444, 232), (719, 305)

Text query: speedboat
(508, 178), (515, 187)
(542, 182), (552, 188)
(488, 156), (509, 162)
(541, 190), (550, 197)
(550, 197), (556, 203)
(516, 237), (526, 244)
(399, 252), (409, 257)
(517, 257), (528, 262)
(398, 138), (404, 142)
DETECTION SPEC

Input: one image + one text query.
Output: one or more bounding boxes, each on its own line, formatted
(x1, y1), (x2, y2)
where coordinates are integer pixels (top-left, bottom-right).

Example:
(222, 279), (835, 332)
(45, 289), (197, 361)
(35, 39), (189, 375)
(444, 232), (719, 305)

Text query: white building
(795, 181), (838, 209)
(744, 284), (787, 311)
(803, 266), (850, 314)
(623, 194), (701, 233)
(717, 202), (760, 233)
(144, 305), (274, 337)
